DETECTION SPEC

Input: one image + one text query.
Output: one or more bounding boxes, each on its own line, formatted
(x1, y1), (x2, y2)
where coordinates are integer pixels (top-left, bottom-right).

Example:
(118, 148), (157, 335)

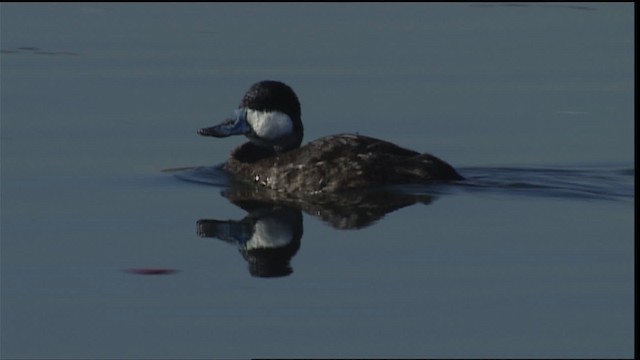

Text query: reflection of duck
(198, 80), (463, 193)
(197, 201), (302, 278)
(198, 182), (438, 277)
(220, 185), (434, 230)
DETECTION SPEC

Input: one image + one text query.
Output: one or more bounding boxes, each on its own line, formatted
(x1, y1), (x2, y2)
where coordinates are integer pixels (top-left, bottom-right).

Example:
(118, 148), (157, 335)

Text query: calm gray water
(1, 3), (634, 358)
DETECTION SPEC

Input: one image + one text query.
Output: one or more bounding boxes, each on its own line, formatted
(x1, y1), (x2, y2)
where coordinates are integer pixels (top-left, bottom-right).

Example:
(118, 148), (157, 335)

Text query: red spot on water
(125, 268), (178, 275)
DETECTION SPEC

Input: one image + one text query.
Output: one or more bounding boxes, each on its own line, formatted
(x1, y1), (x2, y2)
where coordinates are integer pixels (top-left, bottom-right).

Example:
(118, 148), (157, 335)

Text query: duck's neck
(231, 142), (279, 163)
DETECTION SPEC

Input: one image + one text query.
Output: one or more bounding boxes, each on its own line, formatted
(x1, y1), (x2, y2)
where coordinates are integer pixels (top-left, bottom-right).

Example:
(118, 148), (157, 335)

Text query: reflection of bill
(197, 183), (436, 278)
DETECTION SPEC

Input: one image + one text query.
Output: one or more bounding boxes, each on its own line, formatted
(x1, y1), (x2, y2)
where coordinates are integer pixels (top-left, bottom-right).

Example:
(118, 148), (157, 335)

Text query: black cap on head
(241, 80), (302, 121)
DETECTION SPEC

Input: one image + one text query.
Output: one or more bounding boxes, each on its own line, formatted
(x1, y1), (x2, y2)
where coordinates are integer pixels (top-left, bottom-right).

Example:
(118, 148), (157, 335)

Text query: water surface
(1, 3), (634, 358)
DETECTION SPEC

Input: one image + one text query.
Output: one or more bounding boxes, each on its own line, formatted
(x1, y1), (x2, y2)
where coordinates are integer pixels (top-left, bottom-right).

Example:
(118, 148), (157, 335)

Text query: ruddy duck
(198, 80), (463, 192)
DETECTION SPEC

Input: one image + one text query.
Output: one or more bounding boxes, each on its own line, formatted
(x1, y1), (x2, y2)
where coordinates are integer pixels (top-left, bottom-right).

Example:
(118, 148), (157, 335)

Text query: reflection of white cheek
(246, 110), (293, 140)
(245, 218), (294, 250)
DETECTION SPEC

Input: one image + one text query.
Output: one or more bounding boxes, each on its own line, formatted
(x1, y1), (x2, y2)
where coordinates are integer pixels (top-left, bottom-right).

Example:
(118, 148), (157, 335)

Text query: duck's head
(198, 80), (304, 153)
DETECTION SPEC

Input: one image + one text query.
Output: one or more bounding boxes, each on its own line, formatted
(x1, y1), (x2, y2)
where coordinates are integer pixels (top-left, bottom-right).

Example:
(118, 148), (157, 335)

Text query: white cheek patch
(246, 109), (293, 140)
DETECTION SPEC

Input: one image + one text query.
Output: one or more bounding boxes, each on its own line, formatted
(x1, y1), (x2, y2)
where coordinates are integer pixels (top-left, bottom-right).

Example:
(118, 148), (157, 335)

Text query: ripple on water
(456, 163), (634, 201)
(162, 165), (232, 187)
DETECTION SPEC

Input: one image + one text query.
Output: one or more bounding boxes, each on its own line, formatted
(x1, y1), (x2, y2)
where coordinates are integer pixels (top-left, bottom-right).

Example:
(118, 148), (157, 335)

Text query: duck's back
(225, 133), (463, 193)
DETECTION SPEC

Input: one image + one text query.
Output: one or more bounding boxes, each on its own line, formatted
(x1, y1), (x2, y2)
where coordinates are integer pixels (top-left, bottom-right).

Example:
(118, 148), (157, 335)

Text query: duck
(198, 80), (463, 193)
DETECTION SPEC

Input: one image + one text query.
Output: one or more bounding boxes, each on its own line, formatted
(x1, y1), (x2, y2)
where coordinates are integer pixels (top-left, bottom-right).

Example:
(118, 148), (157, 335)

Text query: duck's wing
(273, 134), (462, 191)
